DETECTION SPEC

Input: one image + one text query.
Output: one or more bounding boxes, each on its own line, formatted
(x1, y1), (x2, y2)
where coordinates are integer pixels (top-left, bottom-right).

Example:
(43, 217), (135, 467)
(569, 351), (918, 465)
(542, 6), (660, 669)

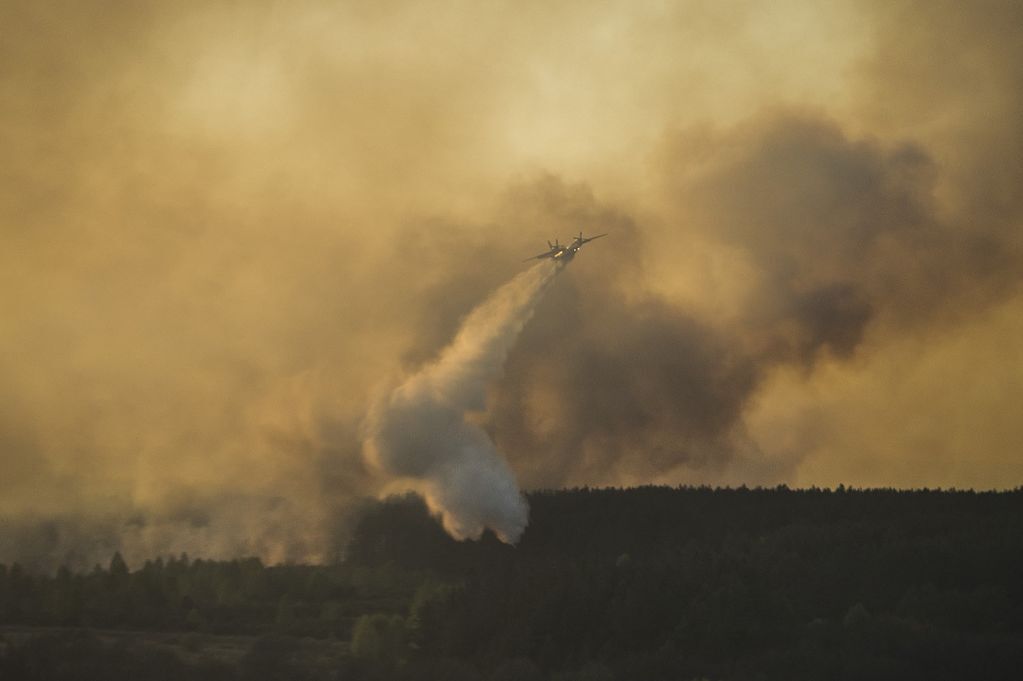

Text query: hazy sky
(2, 0), (1021, 567)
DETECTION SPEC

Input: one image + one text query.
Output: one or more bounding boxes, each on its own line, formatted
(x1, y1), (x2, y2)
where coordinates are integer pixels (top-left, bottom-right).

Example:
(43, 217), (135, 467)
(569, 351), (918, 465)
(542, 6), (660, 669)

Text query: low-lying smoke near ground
(2, 0), (1022, 567)
(363, 261), (559, 543)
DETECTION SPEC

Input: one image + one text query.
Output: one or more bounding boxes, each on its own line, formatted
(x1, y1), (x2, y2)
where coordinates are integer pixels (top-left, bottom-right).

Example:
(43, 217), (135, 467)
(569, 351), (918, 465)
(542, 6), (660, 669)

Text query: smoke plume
(3, 0), (1023, 569)
(362, 260), (560, 543)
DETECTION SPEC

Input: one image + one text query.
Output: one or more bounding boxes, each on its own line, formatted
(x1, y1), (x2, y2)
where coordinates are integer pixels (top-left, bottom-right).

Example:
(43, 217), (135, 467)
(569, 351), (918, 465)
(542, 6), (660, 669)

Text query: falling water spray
(362, 260), (560, 543)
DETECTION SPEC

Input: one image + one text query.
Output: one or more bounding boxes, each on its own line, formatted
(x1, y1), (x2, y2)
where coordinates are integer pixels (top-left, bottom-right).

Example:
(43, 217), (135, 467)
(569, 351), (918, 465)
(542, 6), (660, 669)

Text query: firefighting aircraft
(524, 232), (607, 263)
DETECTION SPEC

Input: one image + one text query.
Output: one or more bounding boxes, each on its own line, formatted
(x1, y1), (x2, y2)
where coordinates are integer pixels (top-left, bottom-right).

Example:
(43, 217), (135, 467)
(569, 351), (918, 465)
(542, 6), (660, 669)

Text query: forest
(2, 485), (1022, 680)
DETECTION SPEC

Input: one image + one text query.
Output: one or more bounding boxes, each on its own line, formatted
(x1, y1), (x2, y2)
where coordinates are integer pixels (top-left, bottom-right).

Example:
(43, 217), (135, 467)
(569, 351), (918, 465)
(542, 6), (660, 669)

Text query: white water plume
(362, 260), (560, 543)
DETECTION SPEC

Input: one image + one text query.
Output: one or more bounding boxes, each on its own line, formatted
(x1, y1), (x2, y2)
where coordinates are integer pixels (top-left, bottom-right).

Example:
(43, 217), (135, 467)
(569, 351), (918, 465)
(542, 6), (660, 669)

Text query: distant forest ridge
(2, 485), (1021, 680)
(346, 483), (1023, 565)
(4, 484), (1022, 572)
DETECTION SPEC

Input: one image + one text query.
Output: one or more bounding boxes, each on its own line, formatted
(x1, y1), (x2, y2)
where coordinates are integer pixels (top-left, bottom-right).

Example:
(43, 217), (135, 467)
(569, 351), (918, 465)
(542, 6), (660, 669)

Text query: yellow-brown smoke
(2, 0), (1021, 568)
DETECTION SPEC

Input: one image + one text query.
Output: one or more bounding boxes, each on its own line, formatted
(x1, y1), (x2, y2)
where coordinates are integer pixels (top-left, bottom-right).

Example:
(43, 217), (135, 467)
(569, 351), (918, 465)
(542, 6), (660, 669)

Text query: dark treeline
(0, 553), (421, 637)
(2, 486), (1023, 680)
(349, 486), (1023, 680)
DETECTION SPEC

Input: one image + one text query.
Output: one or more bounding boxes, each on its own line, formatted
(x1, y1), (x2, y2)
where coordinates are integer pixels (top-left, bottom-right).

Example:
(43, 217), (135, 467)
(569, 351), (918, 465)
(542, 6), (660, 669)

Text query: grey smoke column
(362, 260), (560, 543)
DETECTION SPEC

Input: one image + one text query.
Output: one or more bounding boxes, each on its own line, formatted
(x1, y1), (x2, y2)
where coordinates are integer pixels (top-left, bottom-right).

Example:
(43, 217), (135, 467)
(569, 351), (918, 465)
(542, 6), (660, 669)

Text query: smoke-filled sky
(2, 0), (1022, 567)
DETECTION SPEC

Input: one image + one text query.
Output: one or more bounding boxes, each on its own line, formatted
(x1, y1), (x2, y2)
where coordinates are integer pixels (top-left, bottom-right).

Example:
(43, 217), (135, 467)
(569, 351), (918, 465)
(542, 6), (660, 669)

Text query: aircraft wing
(579, 233), (607, 245)
(523, 251), (553, 262)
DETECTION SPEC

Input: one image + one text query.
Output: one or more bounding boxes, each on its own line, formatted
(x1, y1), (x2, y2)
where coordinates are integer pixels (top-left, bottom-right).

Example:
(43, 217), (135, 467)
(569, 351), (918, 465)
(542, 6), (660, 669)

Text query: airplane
(524, 232), (607, 263)
(526, 238), (564, 261)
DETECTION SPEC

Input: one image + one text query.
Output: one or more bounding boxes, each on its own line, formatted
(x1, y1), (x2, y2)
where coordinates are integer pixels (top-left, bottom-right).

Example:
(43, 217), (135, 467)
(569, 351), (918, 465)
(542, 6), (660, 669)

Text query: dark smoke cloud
(350, 0), (1023, 498)
(670, 113), (1020, 332)
(494, 290), (762, 487)
(483, 108), (1022, 487)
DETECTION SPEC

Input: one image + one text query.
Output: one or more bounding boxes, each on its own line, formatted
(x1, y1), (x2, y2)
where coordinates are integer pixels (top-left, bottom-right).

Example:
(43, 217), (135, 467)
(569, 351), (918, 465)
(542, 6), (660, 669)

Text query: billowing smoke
(3, 0), (1023, 570)
(362, 260), (560, 543)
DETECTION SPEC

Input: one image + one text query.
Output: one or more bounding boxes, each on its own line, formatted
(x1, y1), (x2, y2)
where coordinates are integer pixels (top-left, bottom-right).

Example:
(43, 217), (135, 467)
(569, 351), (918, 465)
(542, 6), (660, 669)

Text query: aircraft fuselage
(525, 232), (606, 263)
